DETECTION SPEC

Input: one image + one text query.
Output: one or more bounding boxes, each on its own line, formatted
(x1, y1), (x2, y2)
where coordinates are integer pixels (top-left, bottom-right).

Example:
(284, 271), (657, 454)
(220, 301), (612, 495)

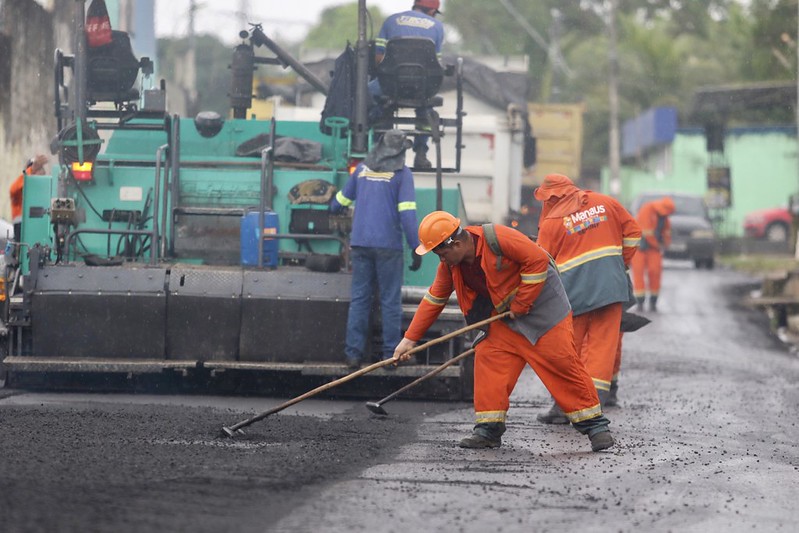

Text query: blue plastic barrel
(240, 211), (279, 267)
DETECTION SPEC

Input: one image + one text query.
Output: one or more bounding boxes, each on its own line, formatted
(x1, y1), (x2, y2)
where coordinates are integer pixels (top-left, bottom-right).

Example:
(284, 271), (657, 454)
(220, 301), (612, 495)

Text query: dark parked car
(742, 206), (792, 242)
(630, 192), (717, 269)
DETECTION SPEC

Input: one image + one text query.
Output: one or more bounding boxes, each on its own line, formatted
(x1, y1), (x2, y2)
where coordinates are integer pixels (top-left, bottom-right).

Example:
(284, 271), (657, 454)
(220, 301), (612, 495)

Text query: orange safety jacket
(9, 169), (28, 224)
(537, 190), (641, 316)
(405, 225), (568, 343)
(636, 199), (672, 251)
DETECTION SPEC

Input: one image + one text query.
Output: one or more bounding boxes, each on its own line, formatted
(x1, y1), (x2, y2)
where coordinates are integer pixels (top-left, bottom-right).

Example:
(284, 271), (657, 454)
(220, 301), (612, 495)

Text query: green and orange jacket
(537, 191), (641, 316)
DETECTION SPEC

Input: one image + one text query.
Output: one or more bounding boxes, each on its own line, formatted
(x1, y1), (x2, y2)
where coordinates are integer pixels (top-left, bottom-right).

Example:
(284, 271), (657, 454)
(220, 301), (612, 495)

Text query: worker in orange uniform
(392, 211), (615, 452)
(10, 154), (48, 241)
(631, 196), (675, 312)
(534, 174), (640, 423)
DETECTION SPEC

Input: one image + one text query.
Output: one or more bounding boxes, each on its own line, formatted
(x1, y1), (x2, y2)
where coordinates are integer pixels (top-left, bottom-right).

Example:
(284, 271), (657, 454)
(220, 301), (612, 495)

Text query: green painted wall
(602, 126), (799, 237)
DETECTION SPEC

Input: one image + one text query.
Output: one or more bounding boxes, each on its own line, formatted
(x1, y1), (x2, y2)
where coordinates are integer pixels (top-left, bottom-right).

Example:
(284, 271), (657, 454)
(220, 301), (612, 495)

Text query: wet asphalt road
(1, 261), (798, 532)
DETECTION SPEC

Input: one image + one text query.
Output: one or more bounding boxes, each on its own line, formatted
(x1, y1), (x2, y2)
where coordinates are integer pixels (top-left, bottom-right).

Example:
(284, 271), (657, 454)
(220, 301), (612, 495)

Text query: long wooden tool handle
(226, 311), (510, 433)
(376, 348), (475, 407)
(227, 358), (395, 432)
(398, 310), (509, 359)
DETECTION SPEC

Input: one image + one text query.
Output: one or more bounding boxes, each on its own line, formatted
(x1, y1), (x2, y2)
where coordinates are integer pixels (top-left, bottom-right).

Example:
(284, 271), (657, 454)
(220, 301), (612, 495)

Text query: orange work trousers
(473, 313), (601, 425)
(573, 303), (622, 392)
(631, 248), (664, 297)
(581, 329), (623, 383)
(613, 332), (623, 381)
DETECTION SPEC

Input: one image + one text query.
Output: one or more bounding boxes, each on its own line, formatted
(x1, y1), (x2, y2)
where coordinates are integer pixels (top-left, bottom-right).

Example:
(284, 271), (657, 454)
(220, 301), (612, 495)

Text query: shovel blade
(365, 401), (388, 416)
(621, 311), (651, 332)
(221, 426), (244, 438)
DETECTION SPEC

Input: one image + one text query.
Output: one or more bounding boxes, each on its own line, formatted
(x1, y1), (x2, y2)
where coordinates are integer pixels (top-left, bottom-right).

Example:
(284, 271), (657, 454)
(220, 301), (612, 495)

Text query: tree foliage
(156, 0), (799, 180)
(437, 0), (799, 179)
(304, 3), (386, 50)
(158, 34), (232, 115)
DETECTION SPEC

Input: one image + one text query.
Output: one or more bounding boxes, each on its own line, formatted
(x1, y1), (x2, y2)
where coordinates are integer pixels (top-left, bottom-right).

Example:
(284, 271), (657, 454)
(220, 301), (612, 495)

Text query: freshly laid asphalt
(1, 262), (797, 532)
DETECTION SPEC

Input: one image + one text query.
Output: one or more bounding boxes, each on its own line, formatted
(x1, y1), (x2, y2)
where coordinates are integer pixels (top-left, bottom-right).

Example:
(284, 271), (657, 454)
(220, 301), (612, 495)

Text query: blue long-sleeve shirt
(331, 163), (419, 251)
(375, 9), (444, 57)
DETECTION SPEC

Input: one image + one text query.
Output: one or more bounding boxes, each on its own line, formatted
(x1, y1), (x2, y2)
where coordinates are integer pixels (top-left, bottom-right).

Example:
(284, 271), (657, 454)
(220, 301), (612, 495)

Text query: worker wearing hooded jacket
(534, 174), (641, 423)
(631, 196), (675, 312)
(392, 211), (615, 452)
(331, 130), (422, 369)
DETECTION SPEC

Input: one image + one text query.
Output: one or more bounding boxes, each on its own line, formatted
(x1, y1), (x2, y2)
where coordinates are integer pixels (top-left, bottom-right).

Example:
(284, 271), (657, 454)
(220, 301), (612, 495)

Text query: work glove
(409, 250), (422, 271)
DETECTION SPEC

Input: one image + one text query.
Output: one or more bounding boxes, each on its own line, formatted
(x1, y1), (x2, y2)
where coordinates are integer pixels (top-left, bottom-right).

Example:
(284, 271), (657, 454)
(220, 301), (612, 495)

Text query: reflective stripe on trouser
(631, 248), (664, 297)
(573, 303), (623, 391)
(473, 313), (603, 426)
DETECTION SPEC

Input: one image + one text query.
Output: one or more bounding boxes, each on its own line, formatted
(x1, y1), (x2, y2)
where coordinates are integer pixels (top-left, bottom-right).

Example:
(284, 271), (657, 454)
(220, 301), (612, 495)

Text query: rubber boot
(459, 422), (504, 449)
(636, 296), (645, 311)
(605, 380), (619, 407)
(597, 388), (611, 409)
(649, 295), (658, 312)
(413, 149), (432, 170)
(572, 414), (614, 452)
(589, 430), (615, 452)
(536, 403), (570, 425)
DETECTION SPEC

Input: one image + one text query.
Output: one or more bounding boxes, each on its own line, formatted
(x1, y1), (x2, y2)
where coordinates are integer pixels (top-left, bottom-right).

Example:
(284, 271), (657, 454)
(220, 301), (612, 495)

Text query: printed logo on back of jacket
(562, 205), (608, 235)
(396, 16), (437, 30)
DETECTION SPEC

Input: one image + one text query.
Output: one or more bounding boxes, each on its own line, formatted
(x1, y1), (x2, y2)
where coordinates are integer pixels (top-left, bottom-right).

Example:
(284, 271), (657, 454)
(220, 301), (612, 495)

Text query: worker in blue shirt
(369, 0), (444, 169)
(331, 129), (423, 368)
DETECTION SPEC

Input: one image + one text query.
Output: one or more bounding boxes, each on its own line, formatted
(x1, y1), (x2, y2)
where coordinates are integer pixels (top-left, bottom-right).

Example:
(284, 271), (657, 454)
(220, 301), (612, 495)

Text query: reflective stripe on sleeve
(397, 201), (417, 212)
(335, 190), (353, 207)
(494, 288), (518, 312)
(520, 270), (547, 285)
(422, 291), (448, 306)
(623, 237), (641, 247)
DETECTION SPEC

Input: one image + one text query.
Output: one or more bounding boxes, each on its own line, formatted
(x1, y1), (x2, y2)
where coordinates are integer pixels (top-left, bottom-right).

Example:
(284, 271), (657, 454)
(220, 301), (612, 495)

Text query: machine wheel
(765, 222), (789, 243)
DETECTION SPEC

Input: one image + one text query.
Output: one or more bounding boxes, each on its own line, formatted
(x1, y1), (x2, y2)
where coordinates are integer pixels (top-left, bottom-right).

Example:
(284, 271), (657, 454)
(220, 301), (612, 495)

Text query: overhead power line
(497, 0), (574, 78)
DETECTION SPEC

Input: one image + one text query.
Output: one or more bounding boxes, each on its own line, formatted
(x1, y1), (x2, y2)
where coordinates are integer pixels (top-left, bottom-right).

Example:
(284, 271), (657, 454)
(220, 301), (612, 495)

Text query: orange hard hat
(416, 211), (460, 255)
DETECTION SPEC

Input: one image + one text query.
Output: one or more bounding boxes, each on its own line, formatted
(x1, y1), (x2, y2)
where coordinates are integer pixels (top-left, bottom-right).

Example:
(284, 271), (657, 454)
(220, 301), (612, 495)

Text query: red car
(743, 207), (792, 242)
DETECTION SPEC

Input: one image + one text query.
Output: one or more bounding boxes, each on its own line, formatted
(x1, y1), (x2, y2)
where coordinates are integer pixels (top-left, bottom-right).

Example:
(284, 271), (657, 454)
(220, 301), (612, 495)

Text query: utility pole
(549, 8), (563, 102)
(607, 0), (621, 197)
(237, 0), (250, 29)
(184, 0), (199, 117)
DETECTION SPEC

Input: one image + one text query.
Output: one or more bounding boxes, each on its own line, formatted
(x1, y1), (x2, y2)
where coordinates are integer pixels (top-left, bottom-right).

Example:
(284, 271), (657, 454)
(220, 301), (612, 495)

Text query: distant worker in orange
(631, 196), (675, 312)
(10, 154), (48, 241)
(393, 210), (615, 452)
(534, 174), (640, 422)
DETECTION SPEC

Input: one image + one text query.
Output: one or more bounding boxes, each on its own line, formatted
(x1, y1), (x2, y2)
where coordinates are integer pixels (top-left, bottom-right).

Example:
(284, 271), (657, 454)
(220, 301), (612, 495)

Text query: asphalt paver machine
(0, 0), (473, 399)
